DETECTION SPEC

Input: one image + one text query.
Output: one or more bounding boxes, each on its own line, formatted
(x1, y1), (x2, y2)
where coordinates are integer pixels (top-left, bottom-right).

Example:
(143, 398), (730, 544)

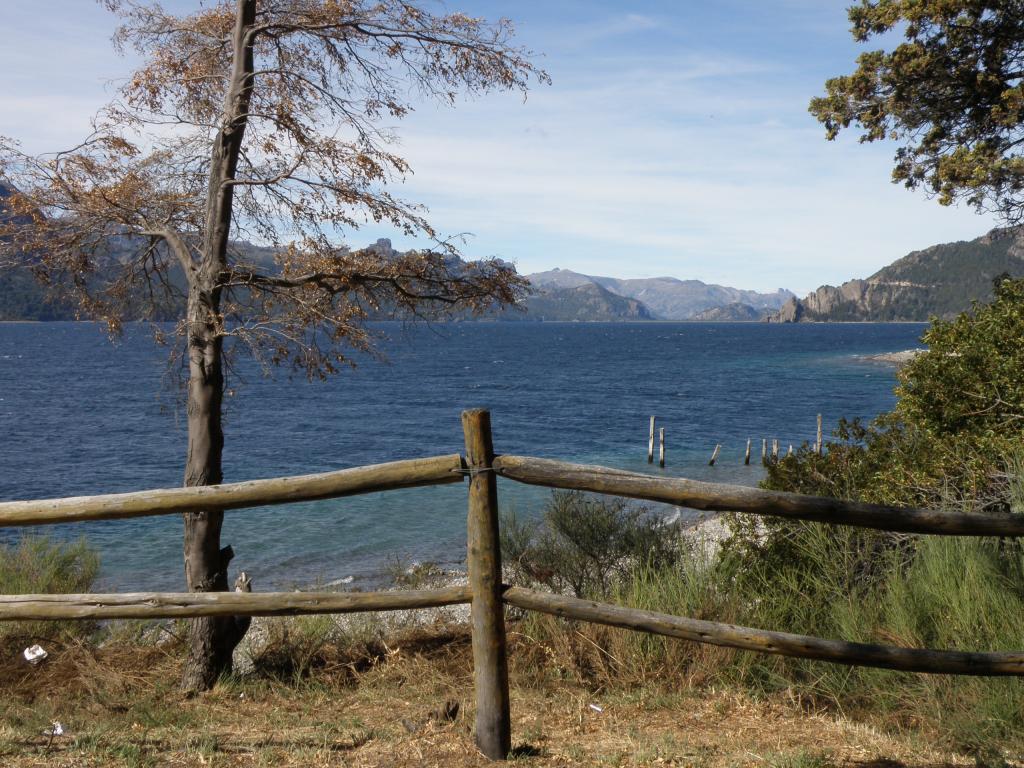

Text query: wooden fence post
(659, 427), (666, 468)
(462, 409), (512, 760)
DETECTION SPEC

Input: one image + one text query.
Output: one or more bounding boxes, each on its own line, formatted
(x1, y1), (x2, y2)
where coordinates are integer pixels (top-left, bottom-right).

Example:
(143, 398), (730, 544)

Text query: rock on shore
(861, 349), (924, 365)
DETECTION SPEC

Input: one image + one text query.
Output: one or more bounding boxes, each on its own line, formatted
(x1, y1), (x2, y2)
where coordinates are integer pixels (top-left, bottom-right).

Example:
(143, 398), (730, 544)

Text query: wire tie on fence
(450, 467), (496, 477)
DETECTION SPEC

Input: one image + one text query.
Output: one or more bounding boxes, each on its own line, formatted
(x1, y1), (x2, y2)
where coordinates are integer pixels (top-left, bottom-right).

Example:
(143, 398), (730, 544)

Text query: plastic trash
(588, 703), (604, 713)
(44, 722), (64, 737)
(23, 644), (47, 665)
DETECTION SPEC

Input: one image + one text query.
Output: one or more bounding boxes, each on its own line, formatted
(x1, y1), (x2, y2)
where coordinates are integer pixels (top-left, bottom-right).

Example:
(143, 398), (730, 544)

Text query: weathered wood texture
(816, 413), (823, 455)
(648, 416), (655, 464)
(744, 438), (751, 466)
(502, 587), (1024, 676)
(0, 586), (472, 621)
(462, 410), (511, 760)
(492, 455), (1024, 537)
(0, 454), (464, 527)
(659, 427), (665, 468)
(708, 444), (721, 466)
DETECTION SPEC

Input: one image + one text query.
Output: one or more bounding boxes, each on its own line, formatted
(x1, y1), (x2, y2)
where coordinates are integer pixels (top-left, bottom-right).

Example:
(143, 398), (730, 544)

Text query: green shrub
(0, 534), (100, 643)
(766, 277), (1024, 511)
(501, 491), (685, 598)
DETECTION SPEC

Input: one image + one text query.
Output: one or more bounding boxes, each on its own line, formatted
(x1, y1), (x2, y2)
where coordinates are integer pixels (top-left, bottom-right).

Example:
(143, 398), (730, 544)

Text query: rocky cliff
(767, 226), (1024, 322)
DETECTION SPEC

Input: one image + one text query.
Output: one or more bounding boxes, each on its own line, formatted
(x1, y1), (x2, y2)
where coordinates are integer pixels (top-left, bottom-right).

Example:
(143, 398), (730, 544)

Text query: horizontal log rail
(493, 455), (1024, 537)
(0, 453), (465, 527)
(0, 586), (472, 621)
(502, 587), (1024, 676)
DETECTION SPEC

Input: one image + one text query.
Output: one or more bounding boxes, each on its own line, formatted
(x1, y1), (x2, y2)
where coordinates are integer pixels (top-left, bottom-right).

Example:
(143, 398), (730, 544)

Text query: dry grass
(0, 622), (1002, 768)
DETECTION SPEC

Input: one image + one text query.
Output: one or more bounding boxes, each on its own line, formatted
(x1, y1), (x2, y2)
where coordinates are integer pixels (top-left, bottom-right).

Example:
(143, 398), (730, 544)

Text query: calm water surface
(0, 321), (924, 590)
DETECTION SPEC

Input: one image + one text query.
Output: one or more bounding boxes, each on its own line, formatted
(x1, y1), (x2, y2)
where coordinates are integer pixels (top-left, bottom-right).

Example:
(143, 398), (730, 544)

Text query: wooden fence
(2, 408), (1024, 760)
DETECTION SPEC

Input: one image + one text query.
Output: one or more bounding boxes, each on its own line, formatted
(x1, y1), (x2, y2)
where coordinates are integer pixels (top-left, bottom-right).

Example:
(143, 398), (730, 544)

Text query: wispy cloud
(562, 13), (662, 47)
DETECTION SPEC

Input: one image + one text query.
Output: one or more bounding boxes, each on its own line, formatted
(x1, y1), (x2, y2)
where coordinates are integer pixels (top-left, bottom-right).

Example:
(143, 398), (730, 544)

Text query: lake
(0, 321), (925, 591)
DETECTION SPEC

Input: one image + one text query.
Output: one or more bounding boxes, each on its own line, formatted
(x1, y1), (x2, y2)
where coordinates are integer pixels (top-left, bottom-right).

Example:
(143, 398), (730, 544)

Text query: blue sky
(0, 1), (999, 294)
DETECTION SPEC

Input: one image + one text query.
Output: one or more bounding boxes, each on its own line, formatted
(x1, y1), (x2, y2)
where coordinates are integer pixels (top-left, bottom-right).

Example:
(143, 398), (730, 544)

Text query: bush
(501, 491), (685, 598)
(0, 535), (100, 644)
(765, 276), (1024, 511)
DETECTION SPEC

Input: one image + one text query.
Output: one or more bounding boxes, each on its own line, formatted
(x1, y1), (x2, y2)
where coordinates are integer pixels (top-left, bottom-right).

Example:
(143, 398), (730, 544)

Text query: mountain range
(0, 180), (793, 322)
(522, 269), (793, 321)
(9, 178), (1019, 324)
(767, 226), (1024, 322)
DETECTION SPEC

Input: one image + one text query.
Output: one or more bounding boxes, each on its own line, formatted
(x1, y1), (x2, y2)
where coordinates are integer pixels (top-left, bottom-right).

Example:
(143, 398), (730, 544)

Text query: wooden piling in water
(659, 428), (665, 468)
(787, 445), (793, 457)
(709, 444), (721, 466)
(648, 416), (655, 464)
(816, 413), (823, 455)
(772, 439), (779, 462)
(744, 438), (751, 466)
(462, 409), (511, 760)
(762, 438), (767, 465)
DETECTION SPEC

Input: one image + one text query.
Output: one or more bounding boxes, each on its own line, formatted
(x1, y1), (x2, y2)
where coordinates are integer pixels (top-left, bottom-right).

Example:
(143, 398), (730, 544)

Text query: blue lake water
(0, 321), (925, 591)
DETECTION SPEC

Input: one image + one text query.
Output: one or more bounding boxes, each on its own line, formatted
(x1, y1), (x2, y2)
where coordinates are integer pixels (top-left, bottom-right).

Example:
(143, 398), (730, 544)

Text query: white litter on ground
(23, 644), (47, 665)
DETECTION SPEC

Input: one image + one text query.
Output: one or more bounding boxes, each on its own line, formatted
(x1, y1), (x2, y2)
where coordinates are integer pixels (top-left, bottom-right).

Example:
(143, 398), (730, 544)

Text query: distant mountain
(3, 186), (789, 324)
(0, 182), (32, 228)
(525, 268), (595, 290)
(527, 269), (792, 320)
(518, 282), (653, 321)
(689, 302), (764, 321)
(0, 181), (274, 321)
(767, 226), (1024, 322)
(0, 215), (519, 322)
(0, 181), (78, 320)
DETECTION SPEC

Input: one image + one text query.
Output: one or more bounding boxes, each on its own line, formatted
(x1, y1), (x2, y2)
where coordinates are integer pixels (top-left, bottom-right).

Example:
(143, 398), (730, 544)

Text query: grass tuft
(0, 534), (99, 646)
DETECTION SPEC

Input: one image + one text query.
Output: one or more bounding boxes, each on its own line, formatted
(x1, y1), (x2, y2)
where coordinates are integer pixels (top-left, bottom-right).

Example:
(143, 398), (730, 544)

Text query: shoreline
(858, 348), (924, 365)
(1, 317), (934, 325)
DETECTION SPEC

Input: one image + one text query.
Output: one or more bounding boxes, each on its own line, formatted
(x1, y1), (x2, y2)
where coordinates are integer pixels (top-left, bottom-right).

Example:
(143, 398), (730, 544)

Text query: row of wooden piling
(647, 414), (825, 467)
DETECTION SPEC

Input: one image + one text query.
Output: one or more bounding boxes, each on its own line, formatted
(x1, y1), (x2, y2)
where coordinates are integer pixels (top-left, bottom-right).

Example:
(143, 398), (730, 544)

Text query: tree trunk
(179, 0), (257, 694)
(179, 290), (241, 693)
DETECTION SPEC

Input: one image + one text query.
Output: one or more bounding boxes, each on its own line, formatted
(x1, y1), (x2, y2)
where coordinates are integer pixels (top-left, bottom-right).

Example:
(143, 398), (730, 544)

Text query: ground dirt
(0, 625), (1004, 768)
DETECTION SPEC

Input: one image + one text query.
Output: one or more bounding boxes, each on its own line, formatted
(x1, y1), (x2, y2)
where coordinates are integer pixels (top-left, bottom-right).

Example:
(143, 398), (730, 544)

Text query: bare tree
(0, 0), (545, 692)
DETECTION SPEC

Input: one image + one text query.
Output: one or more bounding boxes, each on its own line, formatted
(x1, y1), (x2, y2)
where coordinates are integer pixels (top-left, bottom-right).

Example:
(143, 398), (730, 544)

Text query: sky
(0, 0), (1002, 295)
